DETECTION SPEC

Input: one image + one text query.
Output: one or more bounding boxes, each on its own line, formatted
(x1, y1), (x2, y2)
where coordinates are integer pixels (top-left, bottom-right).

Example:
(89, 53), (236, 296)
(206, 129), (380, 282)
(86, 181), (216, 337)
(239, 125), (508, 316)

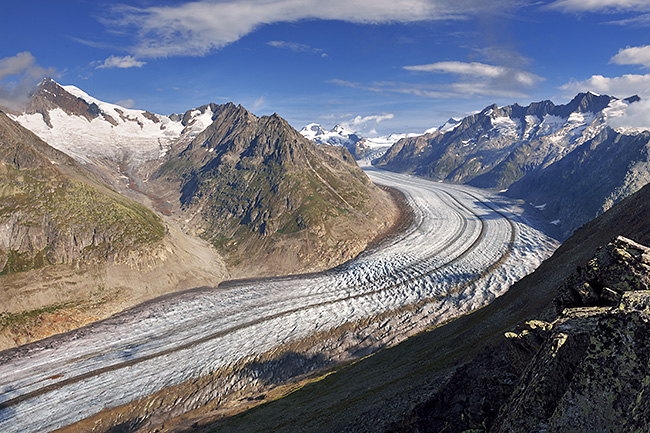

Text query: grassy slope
(0, 112), (185, 348)
(202, 182), (650, 433)
(0, 112), (165, 274)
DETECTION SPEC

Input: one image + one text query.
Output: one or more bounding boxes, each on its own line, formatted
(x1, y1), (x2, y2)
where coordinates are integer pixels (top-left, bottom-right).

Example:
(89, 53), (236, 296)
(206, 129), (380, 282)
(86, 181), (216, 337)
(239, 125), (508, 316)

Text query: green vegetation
(0, 152), (165, 275)
(0, 248), (51, 276)
(0, 301), (80, 329)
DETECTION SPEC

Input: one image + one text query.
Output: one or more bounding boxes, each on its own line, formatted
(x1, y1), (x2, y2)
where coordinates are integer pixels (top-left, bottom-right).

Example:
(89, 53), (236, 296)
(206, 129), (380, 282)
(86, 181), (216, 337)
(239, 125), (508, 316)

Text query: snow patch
(491, 116), (520, 137)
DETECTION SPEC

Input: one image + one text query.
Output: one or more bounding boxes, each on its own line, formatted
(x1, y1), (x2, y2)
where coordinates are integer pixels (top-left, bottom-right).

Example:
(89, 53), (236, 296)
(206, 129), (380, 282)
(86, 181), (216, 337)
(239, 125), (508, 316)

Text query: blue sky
(1, 0), (650, 135)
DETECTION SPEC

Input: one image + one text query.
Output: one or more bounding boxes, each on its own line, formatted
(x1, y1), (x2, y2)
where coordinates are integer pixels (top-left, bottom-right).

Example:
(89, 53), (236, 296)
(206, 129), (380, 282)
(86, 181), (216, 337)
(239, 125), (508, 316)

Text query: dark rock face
(25, 77), (102, 127)
(392, 236), (650, 433)
(554, 236), (650, 313)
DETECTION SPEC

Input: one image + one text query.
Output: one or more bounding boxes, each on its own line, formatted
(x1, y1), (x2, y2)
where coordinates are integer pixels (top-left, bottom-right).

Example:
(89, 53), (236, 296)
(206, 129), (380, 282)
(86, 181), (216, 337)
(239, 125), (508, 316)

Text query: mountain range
(375, 92), (649, 238)
(300, 119), (461, 160)
(0, 78), (399, 348)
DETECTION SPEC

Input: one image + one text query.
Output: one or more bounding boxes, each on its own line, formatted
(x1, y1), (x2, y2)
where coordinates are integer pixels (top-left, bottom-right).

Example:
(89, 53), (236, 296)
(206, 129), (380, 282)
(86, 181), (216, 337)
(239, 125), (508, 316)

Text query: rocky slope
(375, 92), (649, 237)
(506, 127), (650, 238)
(150, 103), (399, 277)
(393, 236), (650, 433)
(0, 111), (227, 350)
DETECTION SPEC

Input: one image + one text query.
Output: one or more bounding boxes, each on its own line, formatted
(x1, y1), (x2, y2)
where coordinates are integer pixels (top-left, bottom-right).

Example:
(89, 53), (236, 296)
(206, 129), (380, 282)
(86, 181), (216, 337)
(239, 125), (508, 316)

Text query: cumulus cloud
(107, 0), (516, 58)
(0, 52), (56, 110)
(560, 73), (650, 98)
(611, 45), (650, 68)
(607, 98), (650, 130)
(350, 113), (395, 126)
(333, 112), (395, 133)
(548, 0), (650, 12)
(403, 61), (544, 98)
(96, 55), (146, 69)
(268, 41), (327, 57)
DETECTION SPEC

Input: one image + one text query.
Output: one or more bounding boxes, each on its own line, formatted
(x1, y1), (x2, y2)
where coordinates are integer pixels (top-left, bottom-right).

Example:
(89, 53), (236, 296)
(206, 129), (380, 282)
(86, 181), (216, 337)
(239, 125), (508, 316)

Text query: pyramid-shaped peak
(565, 92), (614, 113)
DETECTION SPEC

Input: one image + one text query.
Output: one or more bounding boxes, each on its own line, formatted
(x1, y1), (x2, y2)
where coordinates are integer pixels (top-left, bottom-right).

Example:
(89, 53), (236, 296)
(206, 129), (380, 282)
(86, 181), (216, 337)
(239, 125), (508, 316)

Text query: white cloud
(548, 0), (650, 12)
(611, 45), (650, 68)
(0, 52), (56, 110)
(607, 98), (650, 130)
(328, 78), (460, 98)
(607, 13), (650, 26)
(253, 95), (266, 109)
(403, 61), (544, 98)
(560, 74), (650, 98)
(108, 0), (515, 58)
(96, 55), (146, 69)
(405, 61), (542, 87)
(351, 113), (395, 126)
(268, 41), (327, 57)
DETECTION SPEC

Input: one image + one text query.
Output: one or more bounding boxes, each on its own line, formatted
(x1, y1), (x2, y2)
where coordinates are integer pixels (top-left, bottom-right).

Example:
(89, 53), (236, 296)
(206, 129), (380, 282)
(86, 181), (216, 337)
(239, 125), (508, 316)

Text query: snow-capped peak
(11, 78), (215, 166)
(299, 123), (326, 139)
(332, 124), (355, 136)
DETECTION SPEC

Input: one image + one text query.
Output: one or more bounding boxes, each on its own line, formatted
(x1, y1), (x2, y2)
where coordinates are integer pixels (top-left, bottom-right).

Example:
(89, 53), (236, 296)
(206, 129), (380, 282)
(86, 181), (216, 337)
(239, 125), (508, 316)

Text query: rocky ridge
(391, 237), (650, 433)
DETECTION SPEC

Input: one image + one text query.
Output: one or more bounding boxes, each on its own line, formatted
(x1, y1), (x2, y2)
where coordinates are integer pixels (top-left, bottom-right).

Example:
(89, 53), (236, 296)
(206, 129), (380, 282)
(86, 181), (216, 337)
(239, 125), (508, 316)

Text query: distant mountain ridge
(300, 123), (420, 159)
(375, 92), (650, 238)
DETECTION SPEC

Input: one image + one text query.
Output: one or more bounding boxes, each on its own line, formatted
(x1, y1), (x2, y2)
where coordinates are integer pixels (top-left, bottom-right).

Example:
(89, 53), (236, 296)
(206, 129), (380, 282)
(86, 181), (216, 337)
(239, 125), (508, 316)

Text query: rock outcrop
(392, 236), (650, 433)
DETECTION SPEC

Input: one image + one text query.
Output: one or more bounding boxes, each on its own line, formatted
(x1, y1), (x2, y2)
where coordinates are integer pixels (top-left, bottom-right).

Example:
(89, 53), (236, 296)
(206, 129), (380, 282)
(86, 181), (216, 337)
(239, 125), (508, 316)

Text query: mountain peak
(563, 91), (614, 114)
(26, 77), (102, 128)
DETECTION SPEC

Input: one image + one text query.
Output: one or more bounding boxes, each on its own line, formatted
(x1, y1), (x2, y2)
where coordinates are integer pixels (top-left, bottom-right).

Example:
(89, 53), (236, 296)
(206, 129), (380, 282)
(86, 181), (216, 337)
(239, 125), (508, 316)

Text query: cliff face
(392, 236), (650, 433)
(0, 111), (165, 273)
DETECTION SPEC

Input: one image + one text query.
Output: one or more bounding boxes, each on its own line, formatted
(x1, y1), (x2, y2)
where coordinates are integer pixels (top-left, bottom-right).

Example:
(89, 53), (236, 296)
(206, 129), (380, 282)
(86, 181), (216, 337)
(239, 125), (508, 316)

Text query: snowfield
(0, 168), (558, 432)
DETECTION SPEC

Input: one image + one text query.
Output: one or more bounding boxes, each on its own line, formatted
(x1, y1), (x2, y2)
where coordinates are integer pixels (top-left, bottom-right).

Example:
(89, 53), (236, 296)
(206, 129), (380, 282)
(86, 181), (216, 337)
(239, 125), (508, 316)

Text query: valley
(2, 4), (649, 432)
(0, 167), (557, 433)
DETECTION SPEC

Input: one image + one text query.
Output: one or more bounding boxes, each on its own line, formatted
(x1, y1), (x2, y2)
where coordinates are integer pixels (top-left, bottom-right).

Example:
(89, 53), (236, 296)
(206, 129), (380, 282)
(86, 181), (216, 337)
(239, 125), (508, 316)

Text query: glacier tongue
(0, 168), (559, 433)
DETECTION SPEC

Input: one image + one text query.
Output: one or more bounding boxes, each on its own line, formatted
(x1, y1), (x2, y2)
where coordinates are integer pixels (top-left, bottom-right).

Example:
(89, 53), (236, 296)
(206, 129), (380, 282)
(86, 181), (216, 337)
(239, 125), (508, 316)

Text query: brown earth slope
(149, 102), (399, 277)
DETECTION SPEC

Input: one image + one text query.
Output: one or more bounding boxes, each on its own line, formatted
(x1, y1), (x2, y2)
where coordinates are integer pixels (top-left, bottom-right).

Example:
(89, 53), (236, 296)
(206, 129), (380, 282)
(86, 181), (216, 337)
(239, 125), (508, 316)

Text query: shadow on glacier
(472, 198), (562, 241)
